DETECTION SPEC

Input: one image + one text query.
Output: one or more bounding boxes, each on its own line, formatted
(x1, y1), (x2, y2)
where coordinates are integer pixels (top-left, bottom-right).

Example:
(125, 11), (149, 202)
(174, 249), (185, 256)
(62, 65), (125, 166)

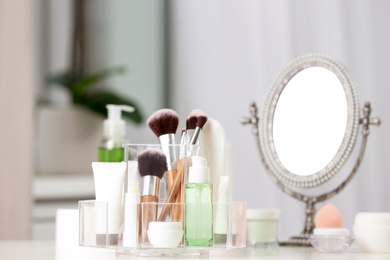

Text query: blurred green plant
(48, 66), (143, 124)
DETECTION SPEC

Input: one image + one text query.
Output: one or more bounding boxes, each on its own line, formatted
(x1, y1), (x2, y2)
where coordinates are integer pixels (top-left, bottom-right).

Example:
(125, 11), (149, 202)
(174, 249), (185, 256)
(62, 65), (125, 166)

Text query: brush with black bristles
(189, 110), (208, 146)
(138, 149), (167, 203)
(138, 149), (167, 243)
(147, 109), (181, 221)
(147, 109), (179, 170)
(185, 111), (198, 144)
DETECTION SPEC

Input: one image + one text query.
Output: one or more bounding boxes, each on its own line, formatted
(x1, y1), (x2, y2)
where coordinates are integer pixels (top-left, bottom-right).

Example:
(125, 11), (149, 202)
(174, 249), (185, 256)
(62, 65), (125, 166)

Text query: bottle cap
(188, 156), (210, 183)
(191, 156), (207, 167)
(103, 104), (134, 139)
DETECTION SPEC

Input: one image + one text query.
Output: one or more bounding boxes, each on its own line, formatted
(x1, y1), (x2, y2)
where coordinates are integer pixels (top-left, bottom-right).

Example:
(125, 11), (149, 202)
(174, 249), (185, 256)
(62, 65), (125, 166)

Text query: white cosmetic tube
(92, 162), (126, 245)
(214, 176), (230, 244)
(123, 187), (140, 247)
(123, 161), (140, 247)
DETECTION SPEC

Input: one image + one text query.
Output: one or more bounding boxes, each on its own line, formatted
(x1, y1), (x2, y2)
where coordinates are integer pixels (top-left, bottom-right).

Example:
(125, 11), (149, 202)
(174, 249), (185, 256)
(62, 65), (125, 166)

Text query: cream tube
(123, 160), (140, 247)
(214, 176), (230, 244)
(92, 162), (126, 245)
(123, 187), (140, 248)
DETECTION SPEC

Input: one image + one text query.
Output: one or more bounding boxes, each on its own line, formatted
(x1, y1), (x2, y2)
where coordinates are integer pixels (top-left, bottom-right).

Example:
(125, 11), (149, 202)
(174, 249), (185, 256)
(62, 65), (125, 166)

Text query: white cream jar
(353, 212), (390, 253)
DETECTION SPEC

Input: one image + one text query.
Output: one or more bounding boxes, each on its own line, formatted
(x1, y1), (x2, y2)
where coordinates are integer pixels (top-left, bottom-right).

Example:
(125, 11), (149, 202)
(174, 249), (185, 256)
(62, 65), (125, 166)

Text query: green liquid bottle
(98, 146), (125, 162)
(185, 156), (213, 247)
(98, 104), (134, 162)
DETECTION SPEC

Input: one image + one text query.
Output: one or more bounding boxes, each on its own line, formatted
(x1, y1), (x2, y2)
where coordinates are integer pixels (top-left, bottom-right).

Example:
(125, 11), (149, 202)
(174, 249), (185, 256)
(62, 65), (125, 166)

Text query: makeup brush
(186, 111), (198, 144)
(189, 111), (208, 146)
(147, 109), (181, 220)
(179, 128), (186, 159)
(138, 149), (167, 203)
(147, 108), (179, 143)
(147, 108), (179, 184)
(138, 149), (167, 243)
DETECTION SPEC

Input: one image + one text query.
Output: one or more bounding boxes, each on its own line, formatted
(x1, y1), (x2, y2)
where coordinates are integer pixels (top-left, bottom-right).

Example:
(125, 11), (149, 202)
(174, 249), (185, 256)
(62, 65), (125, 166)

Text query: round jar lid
(355, 212), (390, 227)
(246, 209), (281, 220)
(148, 221), (182, 231)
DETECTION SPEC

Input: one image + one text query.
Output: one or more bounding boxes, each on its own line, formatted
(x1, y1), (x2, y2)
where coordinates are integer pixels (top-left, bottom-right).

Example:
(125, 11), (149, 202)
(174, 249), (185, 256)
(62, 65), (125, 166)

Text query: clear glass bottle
(185, 156), (213, 247)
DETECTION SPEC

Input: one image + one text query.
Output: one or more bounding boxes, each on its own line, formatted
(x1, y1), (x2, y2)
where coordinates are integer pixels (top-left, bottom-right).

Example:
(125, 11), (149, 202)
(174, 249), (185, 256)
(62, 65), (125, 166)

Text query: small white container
(353, 212), (390, 253)
(246, 209), (281, 247)
(147, 222), (183, 248)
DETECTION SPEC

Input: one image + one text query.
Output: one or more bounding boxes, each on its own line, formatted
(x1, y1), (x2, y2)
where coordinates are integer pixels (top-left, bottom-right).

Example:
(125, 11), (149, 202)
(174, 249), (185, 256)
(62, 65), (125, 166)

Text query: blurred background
(1, 0), (389, 241)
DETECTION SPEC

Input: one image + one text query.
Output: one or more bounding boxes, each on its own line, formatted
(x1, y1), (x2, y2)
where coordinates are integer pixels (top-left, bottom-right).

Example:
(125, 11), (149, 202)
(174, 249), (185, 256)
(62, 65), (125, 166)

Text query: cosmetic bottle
(98, 104), (134, 162)
(185, 156), (213, 247)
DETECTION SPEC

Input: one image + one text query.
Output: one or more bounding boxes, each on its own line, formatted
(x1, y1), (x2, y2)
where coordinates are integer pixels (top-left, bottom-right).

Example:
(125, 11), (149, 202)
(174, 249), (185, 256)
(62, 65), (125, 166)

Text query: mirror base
(279, 234), (312, 247)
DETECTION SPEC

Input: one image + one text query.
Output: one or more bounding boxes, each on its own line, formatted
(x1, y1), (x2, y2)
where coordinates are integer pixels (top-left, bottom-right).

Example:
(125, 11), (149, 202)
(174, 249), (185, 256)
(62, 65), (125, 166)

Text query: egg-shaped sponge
(315, 203), (344, 228)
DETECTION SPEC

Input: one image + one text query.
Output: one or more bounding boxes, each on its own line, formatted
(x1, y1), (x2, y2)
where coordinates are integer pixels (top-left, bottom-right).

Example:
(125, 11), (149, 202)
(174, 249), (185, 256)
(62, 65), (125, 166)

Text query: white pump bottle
(98, 104), (134, 162)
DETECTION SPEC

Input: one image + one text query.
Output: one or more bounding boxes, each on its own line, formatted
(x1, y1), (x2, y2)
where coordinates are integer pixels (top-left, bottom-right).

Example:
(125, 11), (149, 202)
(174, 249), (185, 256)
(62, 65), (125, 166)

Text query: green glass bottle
(98, 146), (124, 162)
(185, 156), (213, 247)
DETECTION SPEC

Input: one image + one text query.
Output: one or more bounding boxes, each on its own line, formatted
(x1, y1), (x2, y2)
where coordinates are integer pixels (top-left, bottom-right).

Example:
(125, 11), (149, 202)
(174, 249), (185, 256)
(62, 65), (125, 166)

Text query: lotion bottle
(98, 104), (134, 162)
(185, 156), (213, 247)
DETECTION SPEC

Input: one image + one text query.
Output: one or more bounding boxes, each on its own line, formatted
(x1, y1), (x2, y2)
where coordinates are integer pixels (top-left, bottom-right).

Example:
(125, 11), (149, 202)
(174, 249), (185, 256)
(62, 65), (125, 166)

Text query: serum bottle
(98, 104), (134, 162)
(185, 156), (213, 247)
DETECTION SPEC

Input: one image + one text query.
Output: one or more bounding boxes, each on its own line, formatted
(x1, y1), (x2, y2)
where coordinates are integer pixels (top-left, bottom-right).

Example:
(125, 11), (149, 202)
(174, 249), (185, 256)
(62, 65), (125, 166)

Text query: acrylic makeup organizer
(79, 201), (247, 256)
(78, 144), (247, 256)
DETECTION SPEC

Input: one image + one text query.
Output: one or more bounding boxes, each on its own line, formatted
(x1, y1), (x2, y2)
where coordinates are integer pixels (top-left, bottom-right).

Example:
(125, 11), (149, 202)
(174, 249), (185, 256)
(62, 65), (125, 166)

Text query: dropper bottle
(98, 104), (134, 162)
(185, 156), (213, 247)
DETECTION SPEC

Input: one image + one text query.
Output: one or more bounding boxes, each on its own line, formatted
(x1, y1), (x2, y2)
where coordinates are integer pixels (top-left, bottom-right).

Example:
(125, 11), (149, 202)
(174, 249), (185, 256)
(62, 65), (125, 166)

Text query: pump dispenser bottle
(185, 156), (213, 247)
(98, 104), (134, 162)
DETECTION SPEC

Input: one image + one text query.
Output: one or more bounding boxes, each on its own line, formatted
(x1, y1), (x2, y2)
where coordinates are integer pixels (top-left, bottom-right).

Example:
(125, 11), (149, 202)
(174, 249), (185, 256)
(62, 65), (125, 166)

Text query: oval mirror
(242, 53), (380, 246)
(259, 54), (359, 188)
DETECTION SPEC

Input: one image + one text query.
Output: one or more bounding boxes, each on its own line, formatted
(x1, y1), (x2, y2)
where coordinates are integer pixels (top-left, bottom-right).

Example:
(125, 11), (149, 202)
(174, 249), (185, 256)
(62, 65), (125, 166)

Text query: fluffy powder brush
(138, 149), (167, 203)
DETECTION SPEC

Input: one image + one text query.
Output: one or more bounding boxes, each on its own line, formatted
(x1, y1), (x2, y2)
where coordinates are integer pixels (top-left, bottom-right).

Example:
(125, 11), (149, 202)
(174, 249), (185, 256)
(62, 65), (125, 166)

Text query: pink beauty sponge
(315, 203), (344, 228)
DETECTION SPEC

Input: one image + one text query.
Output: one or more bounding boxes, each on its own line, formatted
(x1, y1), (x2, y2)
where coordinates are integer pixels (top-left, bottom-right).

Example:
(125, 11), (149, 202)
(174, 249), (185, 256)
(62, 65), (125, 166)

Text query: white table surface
(0, 241), (389, 260)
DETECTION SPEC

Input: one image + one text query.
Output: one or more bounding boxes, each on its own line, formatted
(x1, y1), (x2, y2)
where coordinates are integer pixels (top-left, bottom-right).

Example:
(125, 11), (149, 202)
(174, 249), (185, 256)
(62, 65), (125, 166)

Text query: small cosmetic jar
(147, 221), (183, 248)
(353, 212), (390, 253)
(309, 228), (353, 253)
(246, 209), (281, 247)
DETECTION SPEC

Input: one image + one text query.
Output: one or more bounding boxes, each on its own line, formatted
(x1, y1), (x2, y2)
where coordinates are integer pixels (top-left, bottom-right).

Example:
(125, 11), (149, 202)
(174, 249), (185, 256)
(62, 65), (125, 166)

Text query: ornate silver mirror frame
(241, 54), (381, 246)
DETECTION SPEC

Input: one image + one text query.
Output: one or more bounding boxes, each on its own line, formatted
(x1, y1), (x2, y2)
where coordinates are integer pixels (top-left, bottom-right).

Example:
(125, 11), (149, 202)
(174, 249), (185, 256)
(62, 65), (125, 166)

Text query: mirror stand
(242, 102), (381, 246)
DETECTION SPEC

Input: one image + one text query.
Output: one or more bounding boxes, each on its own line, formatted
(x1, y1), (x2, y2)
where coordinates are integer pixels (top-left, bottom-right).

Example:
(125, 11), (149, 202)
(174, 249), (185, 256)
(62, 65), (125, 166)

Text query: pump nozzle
(104, 104), (135, 139)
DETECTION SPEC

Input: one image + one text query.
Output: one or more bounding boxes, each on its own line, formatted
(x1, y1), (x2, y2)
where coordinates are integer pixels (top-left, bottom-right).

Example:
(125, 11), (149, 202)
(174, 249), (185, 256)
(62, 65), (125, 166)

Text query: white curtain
(0, 0), (34, 239)
(170, 0), (389, 239)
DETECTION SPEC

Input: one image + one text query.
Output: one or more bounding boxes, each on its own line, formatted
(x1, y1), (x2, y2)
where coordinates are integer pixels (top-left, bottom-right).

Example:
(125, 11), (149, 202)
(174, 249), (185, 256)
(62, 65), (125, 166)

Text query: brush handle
(167, 168), (184, 222)
(166, 169), (175, 201)
(140, 196), (158, 244)
(189, 127), (201, 145)
(158, 158), (188, 221)
(173, 182), (183, 222)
